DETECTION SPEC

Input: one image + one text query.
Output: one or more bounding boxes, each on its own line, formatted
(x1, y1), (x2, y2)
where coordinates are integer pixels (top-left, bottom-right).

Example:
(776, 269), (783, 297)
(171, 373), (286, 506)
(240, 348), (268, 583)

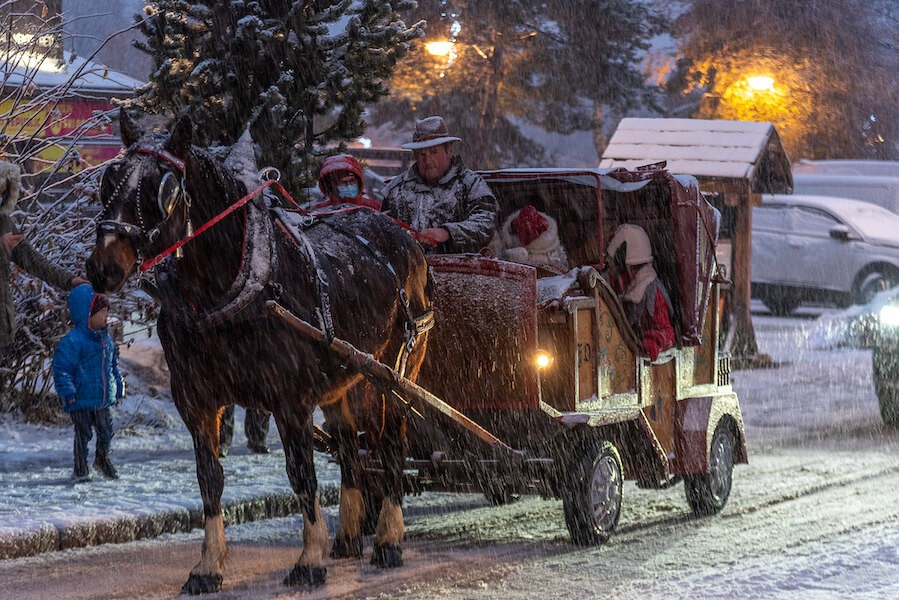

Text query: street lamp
(425, 40), (454, 57)
(746, 76), (775, 92)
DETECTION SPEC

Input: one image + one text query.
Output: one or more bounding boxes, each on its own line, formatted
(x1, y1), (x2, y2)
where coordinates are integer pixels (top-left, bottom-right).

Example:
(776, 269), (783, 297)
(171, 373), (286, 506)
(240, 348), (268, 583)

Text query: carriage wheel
(562, 440), (623, 546)
(684, 422), (735, 516)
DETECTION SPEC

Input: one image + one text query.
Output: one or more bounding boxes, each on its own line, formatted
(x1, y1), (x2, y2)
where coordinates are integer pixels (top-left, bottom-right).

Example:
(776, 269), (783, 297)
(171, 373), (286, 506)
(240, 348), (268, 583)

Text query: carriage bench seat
(537, 264), (644, 365)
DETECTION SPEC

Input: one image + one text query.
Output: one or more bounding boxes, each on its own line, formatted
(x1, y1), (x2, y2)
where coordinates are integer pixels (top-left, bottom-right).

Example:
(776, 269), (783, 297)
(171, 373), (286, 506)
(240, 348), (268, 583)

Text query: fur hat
(401, 116), (462, 150)
(0, 160), (22, 214)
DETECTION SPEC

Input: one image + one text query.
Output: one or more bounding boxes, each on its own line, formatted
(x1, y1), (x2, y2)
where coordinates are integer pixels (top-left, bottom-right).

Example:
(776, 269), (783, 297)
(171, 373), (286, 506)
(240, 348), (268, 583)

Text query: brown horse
(86, 112), (431, 593)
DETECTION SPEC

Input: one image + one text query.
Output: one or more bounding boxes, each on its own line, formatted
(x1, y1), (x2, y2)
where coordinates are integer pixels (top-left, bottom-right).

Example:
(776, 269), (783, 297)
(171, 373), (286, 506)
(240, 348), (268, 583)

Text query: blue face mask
(337, 183), (359, 199)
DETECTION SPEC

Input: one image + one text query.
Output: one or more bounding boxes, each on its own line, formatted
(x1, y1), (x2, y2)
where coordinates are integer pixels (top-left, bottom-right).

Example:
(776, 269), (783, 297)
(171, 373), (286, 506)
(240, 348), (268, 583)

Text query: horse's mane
(184, 144), (249, 204)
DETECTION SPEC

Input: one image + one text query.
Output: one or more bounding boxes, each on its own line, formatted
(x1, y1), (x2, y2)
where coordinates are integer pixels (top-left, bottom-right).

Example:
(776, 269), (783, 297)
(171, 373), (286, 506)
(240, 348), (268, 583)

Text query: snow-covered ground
(0, 336), (340, 550)
(1, 300), (897, 598)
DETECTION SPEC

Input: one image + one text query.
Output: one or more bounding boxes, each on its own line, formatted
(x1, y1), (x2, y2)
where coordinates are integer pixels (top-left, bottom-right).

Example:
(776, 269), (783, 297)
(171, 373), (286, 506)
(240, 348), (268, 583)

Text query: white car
(752, 194), (899, 315)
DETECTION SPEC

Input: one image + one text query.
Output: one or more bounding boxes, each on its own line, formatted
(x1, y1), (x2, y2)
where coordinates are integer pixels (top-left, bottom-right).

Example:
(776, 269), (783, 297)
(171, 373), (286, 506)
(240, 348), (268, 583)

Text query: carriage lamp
(534, 350), (554, 370)
(879, 304), (899, 328)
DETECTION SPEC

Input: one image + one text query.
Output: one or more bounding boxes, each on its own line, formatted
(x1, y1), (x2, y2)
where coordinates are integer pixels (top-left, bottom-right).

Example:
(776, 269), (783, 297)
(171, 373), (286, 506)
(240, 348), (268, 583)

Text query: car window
(753, 205), (790, 232)
(792, 206), (842, 236)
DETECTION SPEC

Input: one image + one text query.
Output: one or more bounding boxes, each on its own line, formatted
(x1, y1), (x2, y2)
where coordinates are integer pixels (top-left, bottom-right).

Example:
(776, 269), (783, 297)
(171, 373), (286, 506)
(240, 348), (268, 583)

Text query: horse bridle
(96, 145), (192, 265)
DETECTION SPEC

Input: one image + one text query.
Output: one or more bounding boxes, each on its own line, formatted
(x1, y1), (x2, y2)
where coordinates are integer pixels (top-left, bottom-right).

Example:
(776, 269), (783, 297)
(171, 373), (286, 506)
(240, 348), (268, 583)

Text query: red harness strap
(288, 204), (438, 247)
(140, 182), (436, 272)
(139, 179), (295, 271)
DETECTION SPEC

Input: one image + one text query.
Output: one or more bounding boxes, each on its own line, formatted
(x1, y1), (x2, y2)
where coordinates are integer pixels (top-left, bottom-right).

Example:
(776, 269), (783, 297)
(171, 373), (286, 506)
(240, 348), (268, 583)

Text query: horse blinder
(158, 171), (183, 219)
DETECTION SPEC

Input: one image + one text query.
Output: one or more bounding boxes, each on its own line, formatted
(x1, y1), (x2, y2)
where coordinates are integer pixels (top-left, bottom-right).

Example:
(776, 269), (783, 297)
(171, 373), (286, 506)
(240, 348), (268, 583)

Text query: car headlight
(879, 305), (899, 328)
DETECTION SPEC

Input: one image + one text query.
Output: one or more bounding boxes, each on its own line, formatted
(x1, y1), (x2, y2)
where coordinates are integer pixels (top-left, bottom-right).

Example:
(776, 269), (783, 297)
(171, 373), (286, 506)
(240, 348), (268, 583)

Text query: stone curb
(0, 482), (340, 560)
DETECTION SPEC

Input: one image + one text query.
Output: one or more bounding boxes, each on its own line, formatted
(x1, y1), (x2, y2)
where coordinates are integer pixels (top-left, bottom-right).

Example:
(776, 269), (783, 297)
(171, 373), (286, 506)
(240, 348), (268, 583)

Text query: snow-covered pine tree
(135, 0), (423, 192)
(374, 0), (667, 168)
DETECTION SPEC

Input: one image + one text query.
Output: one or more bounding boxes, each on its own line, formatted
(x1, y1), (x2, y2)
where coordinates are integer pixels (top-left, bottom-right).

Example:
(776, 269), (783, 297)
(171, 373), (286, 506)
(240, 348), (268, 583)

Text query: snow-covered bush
(1, 5), (157, 421)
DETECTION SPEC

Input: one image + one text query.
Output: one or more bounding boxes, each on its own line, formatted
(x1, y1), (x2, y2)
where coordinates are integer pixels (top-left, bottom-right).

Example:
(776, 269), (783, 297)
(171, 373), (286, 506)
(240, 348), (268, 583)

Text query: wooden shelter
(600, 118), (793, 362)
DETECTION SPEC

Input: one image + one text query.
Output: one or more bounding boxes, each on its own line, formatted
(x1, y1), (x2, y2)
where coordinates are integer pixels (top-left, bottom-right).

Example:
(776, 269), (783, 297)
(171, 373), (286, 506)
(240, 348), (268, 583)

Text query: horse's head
(87, 111), (194, 293)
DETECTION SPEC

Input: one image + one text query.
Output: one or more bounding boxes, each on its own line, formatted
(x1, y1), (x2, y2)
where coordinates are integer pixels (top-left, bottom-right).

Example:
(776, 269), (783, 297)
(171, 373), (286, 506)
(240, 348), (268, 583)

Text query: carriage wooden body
(349, 166), (748, 544)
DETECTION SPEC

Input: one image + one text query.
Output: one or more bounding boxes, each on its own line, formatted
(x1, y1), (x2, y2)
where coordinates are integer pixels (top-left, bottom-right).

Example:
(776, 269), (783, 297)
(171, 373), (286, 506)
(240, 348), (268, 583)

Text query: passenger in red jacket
(313, 153), (380, 210)
(605, 224), (675, 360)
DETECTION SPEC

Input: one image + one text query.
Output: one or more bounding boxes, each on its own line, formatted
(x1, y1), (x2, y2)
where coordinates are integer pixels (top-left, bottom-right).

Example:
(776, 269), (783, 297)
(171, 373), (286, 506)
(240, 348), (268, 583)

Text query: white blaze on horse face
(96, 206), (131, 250)
(126, 162), (144, 195)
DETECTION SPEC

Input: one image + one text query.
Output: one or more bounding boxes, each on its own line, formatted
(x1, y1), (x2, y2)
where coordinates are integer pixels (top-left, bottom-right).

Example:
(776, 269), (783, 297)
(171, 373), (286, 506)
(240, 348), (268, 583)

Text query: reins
(139, 178), (294, 272)
(138, 180), (436, 272)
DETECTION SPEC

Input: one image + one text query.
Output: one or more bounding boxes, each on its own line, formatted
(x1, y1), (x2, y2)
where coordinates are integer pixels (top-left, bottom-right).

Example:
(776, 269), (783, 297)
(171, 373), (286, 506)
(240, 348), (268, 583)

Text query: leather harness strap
(273, 207), (434, 377)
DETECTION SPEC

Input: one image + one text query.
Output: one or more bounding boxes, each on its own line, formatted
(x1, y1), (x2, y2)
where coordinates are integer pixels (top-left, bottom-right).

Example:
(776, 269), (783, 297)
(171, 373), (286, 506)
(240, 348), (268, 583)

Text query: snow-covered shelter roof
(3, 51), (143, 97)
(600, 118), (793, 199)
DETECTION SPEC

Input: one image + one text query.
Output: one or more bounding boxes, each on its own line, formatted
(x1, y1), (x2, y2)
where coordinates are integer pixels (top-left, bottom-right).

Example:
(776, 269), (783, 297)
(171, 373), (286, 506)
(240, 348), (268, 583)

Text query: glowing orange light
(425, 41), (454, 57)
(746, 76), (775, 92)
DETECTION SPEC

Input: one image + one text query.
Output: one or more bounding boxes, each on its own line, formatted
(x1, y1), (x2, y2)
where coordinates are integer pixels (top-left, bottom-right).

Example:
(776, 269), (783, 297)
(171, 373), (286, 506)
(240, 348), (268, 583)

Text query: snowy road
(2, 310), (898, 598)
(3, 433), (898, 599)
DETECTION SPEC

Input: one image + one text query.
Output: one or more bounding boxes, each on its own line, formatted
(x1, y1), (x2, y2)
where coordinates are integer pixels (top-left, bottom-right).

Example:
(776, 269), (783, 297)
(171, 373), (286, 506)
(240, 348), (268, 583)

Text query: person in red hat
(496, 204), (569, 272)
(381, 116), (497, 253)
(312, 153), (380, 210)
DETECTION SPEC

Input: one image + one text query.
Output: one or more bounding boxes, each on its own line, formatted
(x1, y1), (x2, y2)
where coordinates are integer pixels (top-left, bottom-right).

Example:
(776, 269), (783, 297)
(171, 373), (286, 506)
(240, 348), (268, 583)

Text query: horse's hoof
(371, 543), (403, 568)
(180, 573), (223, 595)
(330, 535), (363, 559)
(283, 564), (327, 587)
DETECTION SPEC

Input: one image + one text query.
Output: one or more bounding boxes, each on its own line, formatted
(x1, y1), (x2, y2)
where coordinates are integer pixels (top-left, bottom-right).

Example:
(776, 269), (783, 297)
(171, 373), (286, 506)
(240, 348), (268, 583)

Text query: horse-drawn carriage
(88, 113), (745, 592)
(311, 166), (748, 545)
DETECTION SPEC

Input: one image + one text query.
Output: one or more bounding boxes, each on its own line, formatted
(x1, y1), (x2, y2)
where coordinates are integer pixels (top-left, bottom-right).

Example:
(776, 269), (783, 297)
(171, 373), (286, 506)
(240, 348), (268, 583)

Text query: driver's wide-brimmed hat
(401, 116), (462, 150)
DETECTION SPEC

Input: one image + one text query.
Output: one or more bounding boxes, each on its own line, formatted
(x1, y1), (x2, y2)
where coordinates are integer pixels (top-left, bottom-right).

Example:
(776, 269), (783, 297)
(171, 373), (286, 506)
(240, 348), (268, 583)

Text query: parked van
(792, 173), (899, 214)
(793, 159), (899, 178)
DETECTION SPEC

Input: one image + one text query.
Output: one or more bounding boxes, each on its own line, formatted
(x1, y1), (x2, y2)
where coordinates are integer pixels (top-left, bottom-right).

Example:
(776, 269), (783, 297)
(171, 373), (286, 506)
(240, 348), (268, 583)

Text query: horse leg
(323, 394), (365, 559)
(275, 408), (329, 587)
(371, 400), (406, 568)
(181, 407), (228, 594)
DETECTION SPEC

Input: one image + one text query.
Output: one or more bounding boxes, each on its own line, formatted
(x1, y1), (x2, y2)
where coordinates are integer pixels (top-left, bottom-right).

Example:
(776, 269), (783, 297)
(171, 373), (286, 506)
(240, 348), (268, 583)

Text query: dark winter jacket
(1, 162), (76, 348)
(380, 155), (498, 254)
(52, 284), (124, 413)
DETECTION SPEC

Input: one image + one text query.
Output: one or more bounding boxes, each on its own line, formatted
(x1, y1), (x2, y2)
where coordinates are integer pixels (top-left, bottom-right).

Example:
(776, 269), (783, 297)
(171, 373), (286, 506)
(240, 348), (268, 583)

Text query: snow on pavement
(0, 301), (890, 557)
(0, 336), (339, 550)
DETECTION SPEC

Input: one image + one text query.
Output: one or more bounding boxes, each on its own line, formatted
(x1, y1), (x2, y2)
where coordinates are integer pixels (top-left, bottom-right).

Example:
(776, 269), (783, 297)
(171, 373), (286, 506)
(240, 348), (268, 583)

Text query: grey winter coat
(1, 164), (76, 348)
(381, 156), (498, 254)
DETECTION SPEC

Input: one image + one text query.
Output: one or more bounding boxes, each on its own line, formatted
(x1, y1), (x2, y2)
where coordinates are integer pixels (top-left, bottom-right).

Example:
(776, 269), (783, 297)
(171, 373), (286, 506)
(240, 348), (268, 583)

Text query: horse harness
(272, 206), (435, 378)
(98, 142), (433, 377)
(97, 145), (194, 259)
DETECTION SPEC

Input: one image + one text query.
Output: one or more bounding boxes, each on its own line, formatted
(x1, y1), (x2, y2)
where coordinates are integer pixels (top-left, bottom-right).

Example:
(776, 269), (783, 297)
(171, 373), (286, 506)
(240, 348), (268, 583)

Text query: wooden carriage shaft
(265, 301), (521, 456)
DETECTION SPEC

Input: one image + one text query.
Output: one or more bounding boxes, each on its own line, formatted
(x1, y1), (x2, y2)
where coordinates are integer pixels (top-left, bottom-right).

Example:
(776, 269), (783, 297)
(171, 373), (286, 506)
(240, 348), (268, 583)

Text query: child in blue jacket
(53, 284), (124, 482)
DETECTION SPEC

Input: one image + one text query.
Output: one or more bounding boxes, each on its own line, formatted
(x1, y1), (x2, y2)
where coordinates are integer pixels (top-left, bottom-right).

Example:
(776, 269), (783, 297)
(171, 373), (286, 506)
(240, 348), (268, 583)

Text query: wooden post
(728, 188), (759, 362)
